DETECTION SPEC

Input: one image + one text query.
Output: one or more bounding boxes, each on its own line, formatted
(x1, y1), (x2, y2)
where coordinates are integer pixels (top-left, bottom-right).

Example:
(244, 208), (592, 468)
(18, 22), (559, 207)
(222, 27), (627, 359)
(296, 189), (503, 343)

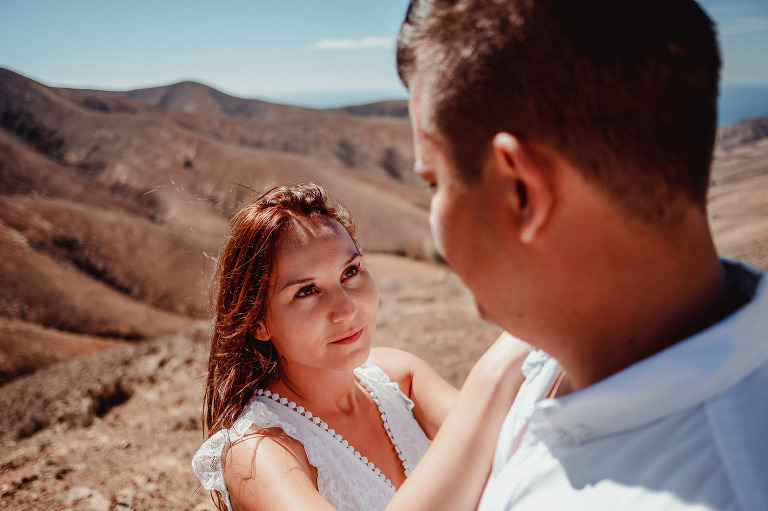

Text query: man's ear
(491, 132), (554, 243)
(253, 322), (270, 342)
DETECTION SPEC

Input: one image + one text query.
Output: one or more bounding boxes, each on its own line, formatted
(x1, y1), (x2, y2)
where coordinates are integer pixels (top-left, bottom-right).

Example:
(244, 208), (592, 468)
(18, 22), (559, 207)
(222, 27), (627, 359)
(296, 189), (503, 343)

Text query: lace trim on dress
(356, 373), (411, 469)
(354, 362), (422, 475)
(256, 381), (401, 489)
(191, 362), (428, 511)
(191, 395), (300, 511)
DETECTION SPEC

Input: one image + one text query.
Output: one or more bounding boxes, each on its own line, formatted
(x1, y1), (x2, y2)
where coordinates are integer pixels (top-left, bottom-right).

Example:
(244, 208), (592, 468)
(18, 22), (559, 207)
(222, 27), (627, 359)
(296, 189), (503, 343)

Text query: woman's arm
(225, 333), (528, 511)
(384, 332), (529, 511)
(369, 347), (459, 439)
(223, 428), (335, 511)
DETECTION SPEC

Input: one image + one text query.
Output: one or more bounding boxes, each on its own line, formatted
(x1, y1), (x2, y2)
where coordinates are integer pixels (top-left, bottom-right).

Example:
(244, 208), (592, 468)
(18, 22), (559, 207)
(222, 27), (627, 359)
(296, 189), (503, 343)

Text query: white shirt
(479, 261), (768, 511)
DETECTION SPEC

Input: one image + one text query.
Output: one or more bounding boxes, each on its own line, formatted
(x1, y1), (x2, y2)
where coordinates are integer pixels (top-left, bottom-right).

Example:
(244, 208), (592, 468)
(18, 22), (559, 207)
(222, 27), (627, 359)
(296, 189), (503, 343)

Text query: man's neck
(537, 208), (736, 392)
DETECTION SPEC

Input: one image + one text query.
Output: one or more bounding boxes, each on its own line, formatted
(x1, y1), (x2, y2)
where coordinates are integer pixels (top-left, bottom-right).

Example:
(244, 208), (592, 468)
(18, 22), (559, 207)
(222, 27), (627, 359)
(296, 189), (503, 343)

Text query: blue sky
(0, 1), (767, 111)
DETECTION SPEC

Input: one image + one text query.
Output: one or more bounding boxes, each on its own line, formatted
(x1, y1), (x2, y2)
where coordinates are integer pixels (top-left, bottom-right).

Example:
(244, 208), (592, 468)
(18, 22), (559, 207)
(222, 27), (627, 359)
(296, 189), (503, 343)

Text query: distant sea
(718, 83), (768, 127)
(266, 83), (768, 128)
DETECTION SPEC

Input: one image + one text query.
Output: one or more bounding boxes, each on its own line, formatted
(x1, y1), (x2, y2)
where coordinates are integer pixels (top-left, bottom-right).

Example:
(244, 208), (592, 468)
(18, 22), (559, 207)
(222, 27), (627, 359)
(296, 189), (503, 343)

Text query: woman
(192, 183), (527, 511)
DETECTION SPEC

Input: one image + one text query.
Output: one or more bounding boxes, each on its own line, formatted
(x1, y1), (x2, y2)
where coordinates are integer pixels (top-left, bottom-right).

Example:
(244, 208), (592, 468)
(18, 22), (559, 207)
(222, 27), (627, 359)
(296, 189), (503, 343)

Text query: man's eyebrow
(279, 251), (362, 292)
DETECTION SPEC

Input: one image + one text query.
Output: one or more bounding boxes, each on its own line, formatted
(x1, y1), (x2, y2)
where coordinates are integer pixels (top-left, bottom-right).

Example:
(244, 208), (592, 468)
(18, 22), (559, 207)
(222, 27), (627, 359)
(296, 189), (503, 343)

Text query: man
(397, 0), (768, 509)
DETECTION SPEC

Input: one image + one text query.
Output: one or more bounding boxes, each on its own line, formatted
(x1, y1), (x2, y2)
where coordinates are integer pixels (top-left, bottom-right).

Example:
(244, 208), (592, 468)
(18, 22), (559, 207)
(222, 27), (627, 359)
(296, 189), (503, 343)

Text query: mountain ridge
(67, 78), (411, 121)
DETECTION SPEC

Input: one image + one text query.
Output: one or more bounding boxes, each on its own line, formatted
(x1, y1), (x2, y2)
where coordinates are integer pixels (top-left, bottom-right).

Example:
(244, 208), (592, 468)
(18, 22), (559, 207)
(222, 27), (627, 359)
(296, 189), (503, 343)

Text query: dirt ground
(0, 255), (501, 511)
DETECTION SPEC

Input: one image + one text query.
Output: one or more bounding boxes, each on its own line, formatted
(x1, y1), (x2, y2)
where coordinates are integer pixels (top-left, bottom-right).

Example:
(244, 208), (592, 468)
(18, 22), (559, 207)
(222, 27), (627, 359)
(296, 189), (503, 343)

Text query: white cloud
(310, 36), (395, 50)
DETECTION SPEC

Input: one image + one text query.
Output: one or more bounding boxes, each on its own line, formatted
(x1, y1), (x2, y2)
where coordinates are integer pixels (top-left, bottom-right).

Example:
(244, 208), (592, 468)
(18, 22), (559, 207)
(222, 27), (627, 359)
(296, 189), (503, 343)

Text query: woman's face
(260, 215), (378, 376)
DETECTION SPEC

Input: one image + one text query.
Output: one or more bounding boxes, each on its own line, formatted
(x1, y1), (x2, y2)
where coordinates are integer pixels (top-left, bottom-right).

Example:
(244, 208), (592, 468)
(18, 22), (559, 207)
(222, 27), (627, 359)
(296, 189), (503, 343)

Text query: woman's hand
(384, 332), (529, 511)
(465, 331), (530, 411)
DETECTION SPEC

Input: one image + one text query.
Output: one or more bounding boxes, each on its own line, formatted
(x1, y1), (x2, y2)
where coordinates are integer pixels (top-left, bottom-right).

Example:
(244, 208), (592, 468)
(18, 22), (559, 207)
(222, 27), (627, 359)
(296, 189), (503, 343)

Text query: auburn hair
(203, 183), (358, 437)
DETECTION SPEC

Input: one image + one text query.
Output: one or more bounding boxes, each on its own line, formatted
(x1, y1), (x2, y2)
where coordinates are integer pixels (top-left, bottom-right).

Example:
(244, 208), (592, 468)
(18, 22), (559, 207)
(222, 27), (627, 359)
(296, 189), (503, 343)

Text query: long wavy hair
(204, 183), (359, 437)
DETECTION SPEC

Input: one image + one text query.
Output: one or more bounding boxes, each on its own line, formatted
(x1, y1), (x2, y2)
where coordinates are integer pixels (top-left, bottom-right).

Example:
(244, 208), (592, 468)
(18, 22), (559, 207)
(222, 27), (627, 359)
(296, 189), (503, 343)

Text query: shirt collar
(530, 260), (767, 444)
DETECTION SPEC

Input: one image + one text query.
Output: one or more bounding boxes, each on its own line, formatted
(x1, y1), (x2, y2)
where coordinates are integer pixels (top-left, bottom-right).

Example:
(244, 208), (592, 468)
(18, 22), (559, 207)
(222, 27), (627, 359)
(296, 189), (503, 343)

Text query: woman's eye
(295, 285), (316, 298)
(343, 264), (361, 280)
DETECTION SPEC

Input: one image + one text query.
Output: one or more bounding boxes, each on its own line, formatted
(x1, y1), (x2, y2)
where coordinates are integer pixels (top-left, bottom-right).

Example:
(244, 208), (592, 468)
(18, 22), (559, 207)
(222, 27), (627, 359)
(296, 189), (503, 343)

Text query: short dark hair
(398, 0), (721, 219)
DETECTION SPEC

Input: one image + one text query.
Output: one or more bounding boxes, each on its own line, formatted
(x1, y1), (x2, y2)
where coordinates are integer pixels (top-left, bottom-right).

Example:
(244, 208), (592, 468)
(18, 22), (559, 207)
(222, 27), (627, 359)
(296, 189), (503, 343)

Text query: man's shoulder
(705, 359), (768, 509)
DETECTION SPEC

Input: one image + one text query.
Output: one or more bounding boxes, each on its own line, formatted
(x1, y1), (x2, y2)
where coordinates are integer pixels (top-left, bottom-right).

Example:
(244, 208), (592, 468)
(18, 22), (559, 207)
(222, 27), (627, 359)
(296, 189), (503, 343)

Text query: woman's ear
(253, 322), (270, 342)
(491, 132), (554, 244)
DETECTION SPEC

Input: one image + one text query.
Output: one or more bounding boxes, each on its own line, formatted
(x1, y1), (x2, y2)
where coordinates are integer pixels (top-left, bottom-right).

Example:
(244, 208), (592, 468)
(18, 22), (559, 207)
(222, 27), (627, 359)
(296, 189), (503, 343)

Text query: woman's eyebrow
(279, 276), (314, 292)
(344, 251), (362, 265)
(279, 251), (362, 292)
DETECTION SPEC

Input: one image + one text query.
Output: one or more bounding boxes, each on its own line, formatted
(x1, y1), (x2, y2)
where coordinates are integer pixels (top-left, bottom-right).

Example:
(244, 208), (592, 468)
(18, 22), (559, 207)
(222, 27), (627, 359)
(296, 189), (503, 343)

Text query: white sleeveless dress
(192, 362), (431, 511)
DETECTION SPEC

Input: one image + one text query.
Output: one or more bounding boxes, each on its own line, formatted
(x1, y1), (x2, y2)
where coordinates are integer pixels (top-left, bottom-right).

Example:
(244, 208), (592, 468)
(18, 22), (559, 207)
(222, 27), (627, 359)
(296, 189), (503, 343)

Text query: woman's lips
(332, 328), (363, 345)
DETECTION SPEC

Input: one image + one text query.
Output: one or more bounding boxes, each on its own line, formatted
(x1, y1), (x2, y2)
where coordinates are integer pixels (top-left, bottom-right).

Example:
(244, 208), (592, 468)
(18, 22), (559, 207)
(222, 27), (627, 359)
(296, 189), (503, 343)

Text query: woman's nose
(329, 288), (357, 322)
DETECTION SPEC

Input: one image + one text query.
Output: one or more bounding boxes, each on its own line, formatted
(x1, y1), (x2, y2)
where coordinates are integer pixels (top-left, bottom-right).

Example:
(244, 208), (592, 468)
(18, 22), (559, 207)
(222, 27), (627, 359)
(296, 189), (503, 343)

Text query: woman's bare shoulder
(223, 426), (328, 511)
(368, 347), (423, 388)
(224, 425), (311, 475)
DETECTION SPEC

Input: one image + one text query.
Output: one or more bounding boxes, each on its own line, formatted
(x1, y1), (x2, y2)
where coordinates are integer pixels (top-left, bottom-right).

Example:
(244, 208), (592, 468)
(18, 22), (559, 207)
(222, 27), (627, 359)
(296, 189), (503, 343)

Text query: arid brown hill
(329, 99), (410, 119)
(81, 81), (409, 121)
(717, 115), (768, 151)
(66, 81), (421, 185)
(710, 118), (768, 269)
(0, 68), (434, 384)
(82, 80), (320, 122)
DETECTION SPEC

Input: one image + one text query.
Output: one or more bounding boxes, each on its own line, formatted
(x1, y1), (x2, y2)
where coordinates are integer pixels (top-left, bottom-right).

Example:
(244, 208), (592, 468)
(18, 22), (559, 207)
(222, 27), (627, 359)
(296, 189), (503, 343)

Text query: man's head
(398, 0), (721, 219)
(400, 1), (728, 359)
